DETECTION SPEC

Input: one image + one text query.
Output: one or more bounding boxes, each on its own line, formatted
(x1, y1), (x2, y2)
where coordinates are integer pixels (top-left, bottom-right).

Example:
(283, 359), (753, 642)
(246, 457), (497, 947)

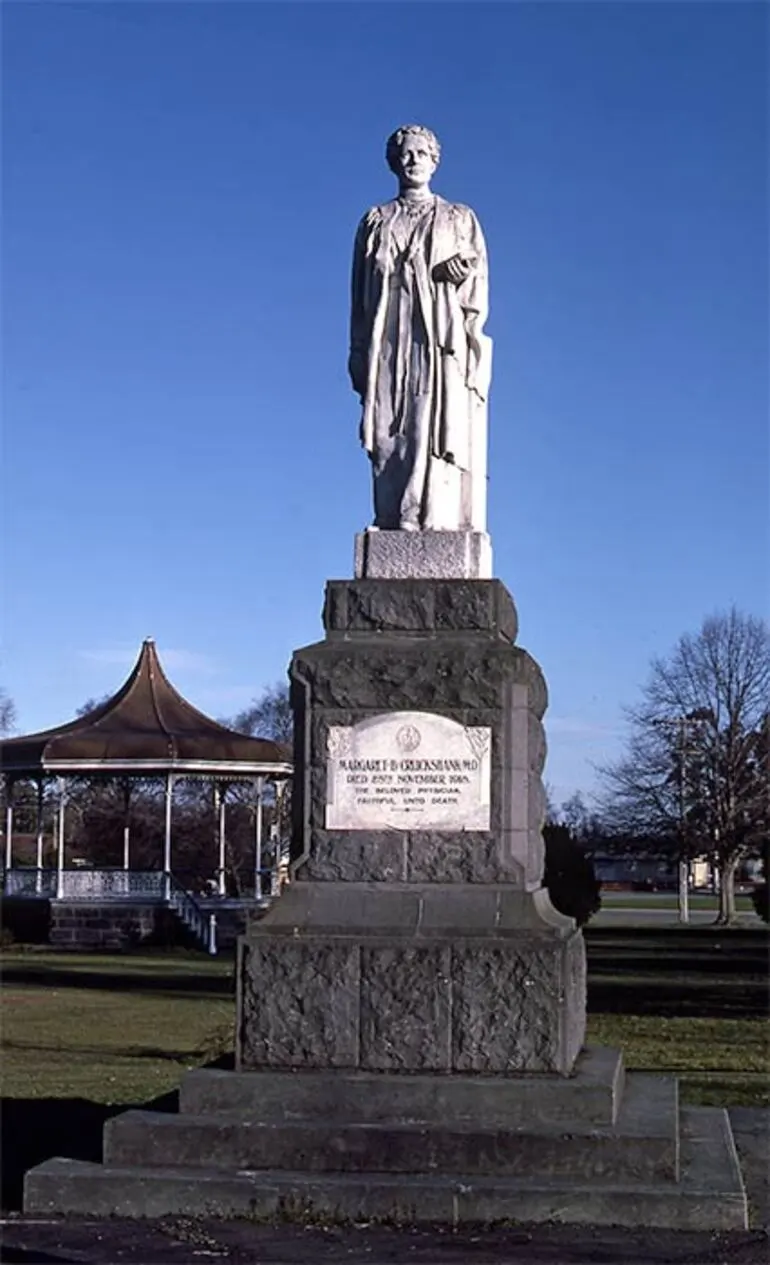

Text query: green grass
(600, 892), (754, 911)
(587, 1013), (770, 1107)
(1, 951), (235, 1102)
(2, 948), (768, 1111)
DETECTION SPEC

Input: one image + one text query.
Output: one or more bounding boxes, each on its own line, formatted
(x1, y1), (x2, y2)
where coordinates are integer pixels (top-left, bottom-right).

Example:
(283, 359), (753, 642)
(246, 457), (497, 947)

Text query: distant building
(590, 853), (677, 891)
(590, 849), (760, 892)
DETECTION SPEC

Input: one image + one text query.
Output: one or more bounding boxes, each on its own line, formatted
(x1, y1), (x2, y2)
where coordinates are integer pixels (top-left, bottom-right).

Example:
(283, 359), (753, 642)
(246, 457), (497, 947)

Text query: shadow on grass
(1, 965), (234, 998)
(1, 1052), (235, 1215)
(587, 978), (768, 1018)
(586, 930), (768, 968)
(2, 1040), (210, 1061)
(1, 1088), (178, 1213)
(588, 952), (767, 975)
(585, 928), (769, 1017)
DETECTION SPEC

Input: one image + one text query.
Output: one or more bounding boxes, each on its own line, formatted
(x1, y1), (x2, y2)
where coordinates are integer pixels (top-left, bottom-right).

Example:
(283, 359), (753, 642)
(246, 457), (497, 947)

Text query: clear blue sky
(3, 2), (767, 806)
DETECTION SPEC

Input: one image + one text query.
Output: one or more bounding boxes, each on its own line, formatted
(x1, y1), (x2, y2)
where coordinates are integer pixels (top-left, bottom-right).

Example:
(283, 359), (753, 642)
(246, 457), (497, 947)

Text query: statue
(349, 125), (493, 534)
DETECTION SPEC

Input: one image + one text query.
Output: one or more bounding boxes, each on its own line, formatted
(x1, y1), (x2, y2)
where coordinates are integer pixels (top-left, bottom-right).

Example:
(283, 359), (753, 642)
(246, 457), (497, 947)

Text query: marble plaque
(326, 711), (491, 831)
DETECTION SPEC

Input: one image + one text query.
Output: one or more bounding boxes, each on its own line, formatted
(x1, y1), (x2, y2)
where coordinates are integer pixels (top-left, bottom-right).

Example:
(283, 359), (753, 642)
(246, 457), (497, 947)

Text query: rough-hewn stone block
(324, 579), (518, 641)
(237, 924), (585, 1076)
(353, 531), (492, 582)
(238, 941), (359, 1069)
(405, 835), (511, 884)
(450, 935), (586, 1074)
(359, 945), (452, 1070)
(302, 833), (406, 882)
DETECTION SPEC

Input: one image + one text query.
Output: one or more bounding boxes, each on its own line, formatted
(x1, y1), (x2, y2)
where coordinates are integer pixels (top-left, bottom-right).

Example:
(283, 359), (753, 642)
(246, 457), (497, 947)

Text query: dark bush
(543, 824), (602, 927)
(750, 841), (769, 923)
(0, 897), (51, 944)
(751, 883), (769, 923)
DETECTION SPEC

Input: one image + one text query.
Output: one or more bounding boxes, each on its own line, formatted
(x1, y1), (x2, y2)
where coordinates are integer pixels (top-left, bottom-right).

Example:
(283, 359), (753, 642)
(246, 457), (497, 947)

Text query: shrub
(543, 824), (602, 927)
(0, 897), (51, 944)
(750, 841), (769, 923)
(751, 883), (769, 923)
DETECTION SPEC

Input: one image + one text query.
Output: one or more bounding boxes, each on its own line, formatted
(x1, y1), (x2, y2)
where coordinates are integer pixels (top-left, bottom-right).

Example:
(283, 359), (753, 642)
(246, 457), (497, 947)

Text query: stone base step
(103, 1073), (677, 1182)
(180, 1046), (626, 1128)
(24, 1108), (747, 1230)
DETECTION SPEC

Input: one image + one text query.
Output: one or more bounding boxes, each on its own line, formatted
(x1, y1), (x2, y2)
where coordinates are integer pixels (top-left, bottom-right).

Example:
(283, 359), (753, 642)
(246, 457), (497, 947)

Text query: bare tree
(542, 781), (559, 826)
(0, 688), (17, 736)
(599, 609), (770, 924)
(228, 683), (292, 745)
(560, 792), (592, 838)
(224, 683), (293, 871)
(75, 695), (112, 718)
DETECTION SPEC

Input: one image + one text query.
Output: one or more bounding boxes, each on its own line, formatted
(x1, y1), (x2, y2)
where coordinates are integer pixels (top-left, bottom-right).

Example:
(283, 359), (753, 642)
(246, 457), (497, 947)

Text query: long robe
(350, 195), (492, 531)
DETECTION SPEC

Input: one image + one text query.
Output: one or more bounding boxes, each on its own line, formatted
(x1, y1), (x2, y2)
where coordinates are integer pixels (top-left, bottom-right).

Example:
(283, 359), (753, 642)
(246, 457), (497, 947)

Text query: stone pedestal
(237, 577), (585, 1077)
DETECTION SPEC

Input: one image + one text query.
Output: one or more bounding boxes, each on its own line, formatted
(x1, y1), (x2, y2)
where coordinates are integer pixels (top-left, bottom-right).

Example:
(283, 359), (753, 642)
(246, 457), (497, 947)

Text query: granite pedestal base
(249, 577), (584, 1076)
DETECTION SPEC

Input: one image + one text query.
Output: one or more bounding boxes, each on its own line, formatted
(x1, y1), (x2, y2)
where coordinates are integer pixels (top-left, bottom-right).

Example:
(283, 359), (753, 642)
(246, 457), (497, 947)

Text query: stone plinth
(179, 1045), (628, 1127)
(291, 579), (549, 893)
(101, 1069), (678, 1181)
(239, 577), (585, 1076)
(355, 529), (492, 579)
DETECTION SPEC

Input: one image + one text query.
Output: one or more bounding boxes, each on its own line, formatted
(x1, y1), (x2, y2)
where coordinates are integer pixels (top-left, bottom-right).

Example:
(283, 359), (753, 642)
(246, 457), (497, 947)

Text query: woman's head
(385, 125), (441, 186)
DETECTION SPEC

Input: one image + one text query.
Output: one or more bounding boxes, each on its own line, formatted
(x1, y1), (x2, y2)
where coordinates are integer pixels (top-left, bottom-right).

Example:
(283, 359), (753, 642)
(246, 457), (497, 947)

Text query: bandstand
(0, 640), (292, 949)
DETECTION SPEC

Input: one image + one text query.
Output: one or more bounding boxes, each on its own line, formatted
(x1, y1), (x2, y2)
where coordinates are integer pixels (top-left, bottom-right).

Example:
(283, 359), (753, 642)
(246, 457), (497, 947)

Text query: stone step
(103, 1074), (677, 1183)
(23, 1107), (747, 1230)
(180, 1046), (625, 1128)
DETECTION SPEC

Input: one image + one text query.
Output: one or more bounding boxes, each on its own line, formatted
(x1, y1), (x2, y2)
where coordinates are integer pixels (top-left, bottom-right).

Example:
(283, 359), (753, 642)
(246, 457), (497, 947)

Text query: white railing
(3, 868), (58, 898)
(64, 869), (169, 900)
(3, 867), (285, 902)
(2, 869), (167, 901)
(4, 856), (288, 904)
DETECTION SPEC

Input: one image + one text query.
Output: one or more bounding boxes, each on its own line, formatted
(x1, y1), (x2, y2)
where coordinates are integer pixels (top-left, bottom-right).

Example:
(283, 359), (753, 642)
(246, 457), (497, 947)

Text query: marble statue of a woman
(349, 125), (492, 535)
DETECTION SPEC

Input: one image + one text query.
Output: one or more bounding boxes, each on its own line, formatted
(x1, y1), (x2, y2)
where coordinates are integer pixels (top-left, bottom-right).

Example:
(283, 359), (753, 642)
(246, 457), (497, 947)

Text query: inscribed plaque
(326, 711), (491, 831)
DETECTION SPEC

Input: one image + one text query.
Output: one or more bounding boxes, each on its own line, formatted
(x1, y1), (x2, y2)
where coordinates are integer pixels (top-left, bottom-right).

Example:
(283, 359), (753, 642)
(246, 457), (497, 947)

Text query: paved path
(1, 1217), (768, 1264)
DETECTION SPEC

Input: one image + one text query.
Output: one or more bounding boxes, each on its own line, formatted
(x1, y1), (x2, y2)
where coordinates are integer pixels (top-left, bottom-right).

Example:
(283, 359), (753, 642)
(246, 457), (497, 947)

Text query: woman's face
(394, 136), (437, 189)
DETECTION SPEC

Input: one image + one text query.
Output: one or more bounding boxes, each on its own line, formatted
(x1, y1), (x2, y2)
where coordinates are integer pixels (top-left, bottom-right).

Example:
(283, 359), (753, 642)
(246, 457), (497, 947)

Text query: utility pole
(676, 716), (689, 926)
(653, 710), (713, 924)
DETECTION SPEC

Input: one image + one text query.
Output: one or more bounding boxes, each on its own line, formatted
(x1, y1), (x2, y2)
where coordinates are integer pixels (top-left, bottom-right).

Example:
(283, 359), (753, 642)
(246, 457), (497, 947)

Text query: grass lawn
(2, 945), (767, 1109)
(600, 892), (754, 911)
(588, 1014), (769, 1107)
(1, 951), (235, 1102)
